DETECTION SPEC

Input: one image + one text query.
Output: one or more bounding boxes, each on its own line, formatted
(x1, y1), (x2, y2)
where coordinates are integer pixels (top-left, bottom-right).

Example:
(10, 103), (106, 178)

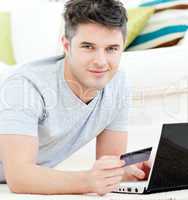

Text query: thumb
(144, 160), (152, 168)
(131, 165), (145, 179)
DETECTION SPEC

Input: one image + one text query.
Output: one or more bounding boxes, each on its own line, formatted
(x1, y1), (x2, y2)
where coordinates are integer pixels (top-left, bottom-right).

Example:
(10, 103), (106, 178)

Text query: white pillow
(119, 45), (188, 98)
(10, 1), (64, 64)
(0, 63), (12, 75)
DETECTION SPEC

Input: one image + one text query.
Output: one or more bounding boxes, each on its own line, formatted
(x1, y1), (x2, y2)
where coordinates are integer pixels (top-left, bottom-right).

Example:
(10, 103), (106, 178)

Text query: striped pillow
(125, 7), (155, 48)
(140, 0), (188, 12)
(127, 9), (188, 50)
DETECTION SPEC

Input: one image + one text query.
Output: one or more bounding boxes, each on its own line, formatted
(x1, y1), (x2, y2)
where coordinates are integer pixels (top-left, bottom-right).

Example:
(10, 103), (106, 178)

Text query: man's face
(63, 23), (124, 95)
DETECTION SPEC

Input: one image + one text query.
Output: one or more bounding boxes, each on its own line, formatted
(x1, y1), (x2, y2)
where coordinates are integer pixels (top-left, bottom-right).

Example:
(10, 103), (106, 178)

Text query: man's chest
(38, 106), (114, 145)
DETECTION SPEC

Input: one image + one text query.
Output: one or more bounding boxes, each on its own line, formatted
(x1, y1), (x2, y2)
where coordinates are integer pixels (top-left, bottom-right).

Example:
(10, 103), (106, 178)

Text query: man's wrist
(80, 170), (93, 194)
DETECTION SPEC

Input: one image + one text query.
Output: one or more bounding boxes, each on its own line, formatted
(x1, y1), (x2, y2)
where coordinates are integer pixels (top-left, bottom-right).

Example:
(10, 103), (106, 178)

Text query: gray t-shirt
(0, 56), (130, 183)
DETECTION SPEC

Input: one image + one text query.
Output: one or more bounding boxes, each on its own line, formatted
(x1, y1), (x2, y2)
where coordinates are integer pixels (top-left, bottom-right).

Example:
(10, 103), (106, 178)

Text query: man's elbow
(8, 182), (24, 194)
(6, 172), (30, 194)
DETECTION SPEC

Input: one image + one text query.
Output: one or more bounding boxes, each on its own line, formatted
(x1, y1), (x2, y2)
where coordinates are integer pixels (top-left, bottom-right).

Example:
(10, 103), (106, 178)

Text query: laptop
(112, 123), (188, 194)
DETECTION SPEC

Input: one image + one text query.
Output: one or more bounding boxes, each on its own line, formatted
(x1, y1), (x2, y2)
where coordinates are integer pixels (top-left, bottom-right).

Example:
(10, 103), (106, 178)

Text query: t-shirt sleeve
(105, 75), (132, 132)
(0, 75), (44, 137)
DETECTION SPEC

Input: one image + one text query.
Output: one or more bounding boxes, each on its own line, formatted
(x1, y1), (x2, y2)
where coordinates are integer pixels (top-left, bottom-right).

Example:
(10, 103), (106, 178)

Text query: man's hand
(122, 160), (152, 181)
(87, 155), (125, 196)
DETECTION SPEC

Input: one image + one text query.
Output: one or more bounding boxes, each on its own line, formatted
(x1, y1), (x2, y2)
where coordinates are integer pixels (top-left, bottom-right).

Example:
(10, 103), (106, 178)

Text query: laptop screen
(148, 123), (188, 192)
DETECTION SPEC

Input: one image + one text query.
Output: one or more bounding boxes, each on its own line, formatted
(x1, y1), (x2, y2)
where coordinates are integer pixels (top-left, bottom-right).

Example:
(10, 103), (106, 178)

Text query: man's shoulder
(19, 55), (64, 73)
(5, 55), (64, 82)
(0, 55), (64, 94)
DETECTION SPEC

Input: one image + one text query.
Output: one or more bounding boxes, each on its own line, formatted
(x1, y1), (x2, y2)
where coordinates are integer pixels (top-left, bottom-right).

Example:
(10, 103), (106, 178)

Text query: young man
(0, 0), (150, 196)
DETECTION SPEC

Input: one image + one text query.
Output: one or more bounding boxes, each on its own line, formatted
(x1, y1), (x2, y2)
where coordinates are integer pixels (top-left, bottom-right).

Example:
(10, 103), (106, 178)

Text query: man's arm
(96, 129), (128, 159)
(0, 134), (91, 194)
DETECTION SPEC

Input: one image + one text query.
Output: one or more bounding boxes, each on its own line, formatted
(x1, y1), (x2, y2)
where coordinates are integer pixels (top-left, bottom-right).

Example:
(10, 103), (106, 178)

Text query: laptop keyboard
(114, 181), (147, 193)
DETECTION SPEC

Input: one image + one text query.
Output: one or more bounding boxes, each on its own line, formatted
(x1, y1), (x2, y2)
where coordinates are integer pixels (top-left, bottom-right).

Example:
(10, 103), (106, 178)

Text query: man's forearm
(9, 164), (91, 195)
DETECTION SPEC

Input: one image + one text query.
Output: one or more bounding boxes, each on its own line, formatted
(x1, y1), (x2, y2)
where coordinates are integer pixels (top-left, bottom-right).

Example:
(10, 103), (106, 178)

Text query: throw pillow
(125, 7), (155, 48)
(140, 0), (188, 12)
(127, 9), (188, 50)
(0, 12), (16, 65)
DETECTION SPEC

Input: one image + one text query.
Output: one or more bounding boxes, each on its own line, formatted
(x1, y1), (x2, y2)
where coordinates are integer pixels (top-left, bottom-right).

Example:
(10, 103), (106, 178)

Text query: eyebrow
(80, 41), (120, 48)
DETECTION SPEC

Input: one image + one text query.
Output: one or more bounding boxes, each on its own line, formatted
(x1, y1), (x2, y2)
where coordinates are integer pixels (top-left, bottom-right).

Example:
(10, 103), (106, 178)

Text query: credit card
(120, 147), (152, 167)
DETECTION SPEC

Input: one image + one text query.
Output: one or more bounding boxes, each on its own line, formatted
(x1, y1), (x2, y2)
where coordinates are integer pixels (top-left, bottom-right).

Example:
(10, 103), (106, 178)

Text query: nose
(93, 49), (108, 67)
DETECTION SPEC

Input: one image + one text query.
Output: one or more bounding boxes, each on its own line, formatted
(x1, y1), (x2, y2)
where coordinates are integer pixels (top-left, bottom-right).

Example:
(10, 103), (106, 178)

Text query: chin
(84, 78), (110, 90)
(91, 83), (106, 91)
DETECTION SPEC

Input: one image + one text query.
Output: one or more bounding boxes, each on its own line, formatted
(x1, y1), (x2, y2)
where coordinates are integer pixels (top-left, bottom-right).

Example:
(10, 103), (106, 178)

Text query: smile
(88, 69), (108, 77)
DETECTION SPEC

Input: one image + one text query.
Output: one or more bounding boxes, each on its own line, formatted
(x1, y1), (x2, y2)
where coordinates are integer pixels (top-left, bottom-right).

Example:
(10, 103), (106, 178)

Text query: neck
(63, 59), (98, 104)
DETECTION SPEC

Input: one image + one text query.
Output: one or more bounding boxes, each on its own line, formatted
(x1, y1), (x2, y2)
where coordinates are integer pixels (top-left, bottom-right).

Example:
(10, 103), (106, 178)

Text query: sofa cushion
(119, 45), (188, 98)
(0, 12), (15, 65)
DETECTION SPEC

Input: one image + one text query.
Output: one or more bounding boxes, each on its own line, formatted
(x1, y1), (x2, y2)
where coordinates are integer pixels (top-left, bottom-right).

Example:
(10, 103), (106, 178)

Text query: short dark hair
(63, 0), (128, 42)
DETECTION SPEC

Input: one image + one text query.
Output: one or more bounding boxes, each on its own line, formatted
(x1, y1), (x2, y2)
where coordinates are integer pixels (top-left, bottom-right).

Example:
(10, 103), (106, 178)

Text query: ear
(61, 36), (70, 55)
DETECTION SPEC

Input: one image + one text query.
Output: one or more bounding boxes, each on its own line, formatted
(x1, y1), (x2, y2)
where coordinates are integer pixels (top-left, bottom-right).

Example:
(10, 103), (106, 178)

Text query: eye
(81, 45), (93, 50)
(106, 47), (118, 53)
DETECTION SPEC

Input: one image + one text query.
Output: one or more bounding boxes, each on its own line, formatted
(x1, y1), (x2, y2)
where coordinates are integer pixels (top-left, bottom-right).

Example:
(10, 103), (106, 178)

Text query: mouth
(88, 69), (108, 77)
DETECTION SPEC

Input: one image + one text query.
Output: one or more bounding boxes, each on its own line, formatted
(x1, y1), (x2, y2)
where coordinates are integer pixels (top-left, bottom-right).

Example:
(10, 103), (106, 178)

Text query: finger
(102, 168), (125, 178)
(104, 176), (122, 186)
(96, 159), (125, 170)
(142, 162), (151, 179)
(128, 176), (139, 181)
(136, 162), (144, 169)
(105, 184), (120, 194)
(136, 161), (151, 172)
(143, 162), (151, 172)
(144, 160), (152, 168)
(100, 155), (120, 160)
(128, 165), (145, 179)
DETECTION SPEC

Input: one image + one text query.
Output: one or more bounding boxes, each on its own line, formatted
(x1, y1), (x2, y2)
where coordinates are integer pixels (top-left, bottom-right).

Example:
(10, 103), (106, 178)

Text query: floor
(1, 183), (188, 200)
